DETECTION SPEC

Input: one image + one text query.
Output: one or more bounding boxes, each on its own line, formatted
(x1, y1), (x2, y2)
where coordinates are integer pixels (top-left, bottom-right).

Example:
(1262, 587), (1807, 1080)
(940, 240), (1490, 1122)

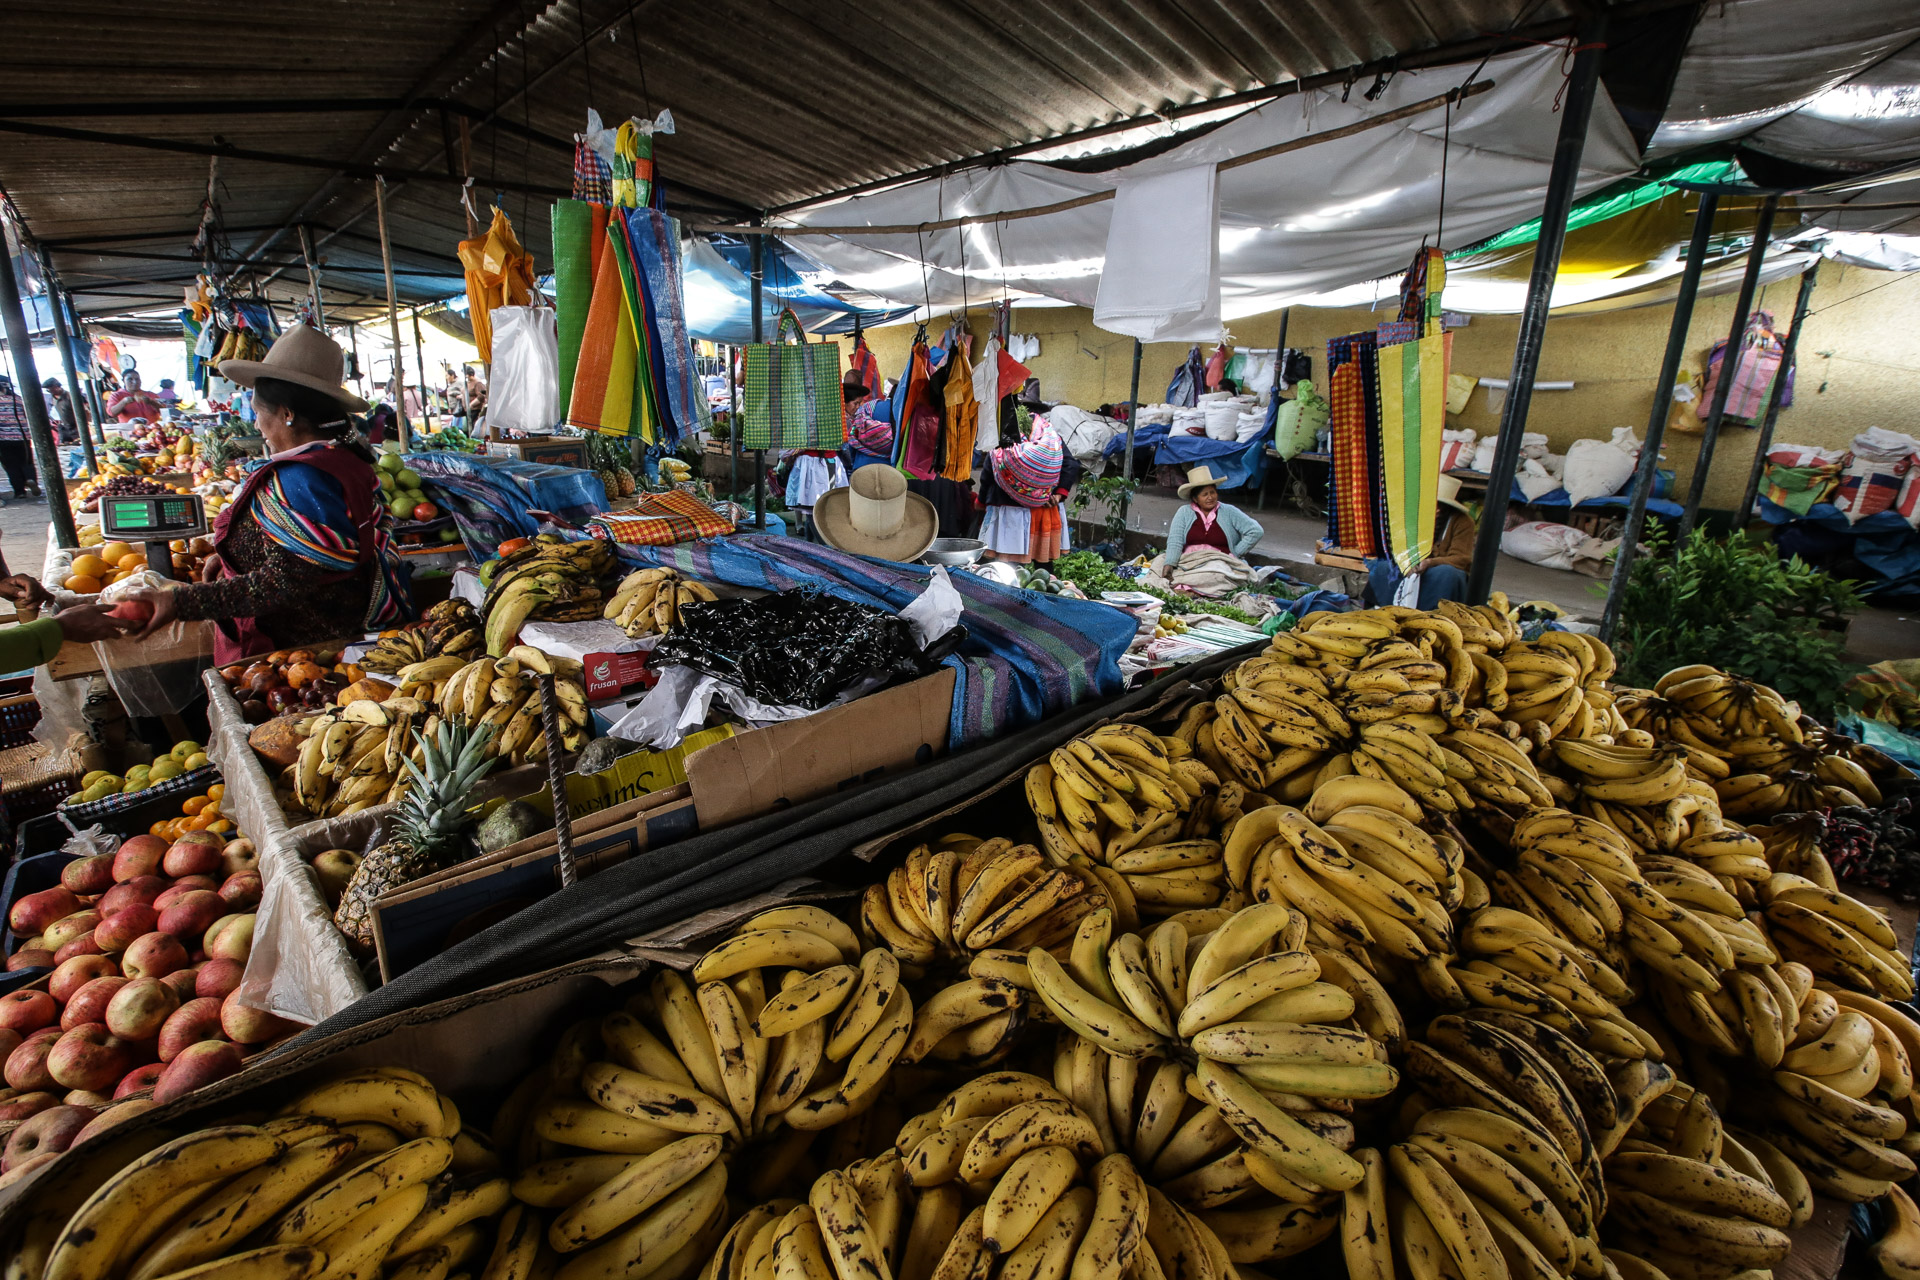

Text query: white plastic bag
(488, 306), (560, 432)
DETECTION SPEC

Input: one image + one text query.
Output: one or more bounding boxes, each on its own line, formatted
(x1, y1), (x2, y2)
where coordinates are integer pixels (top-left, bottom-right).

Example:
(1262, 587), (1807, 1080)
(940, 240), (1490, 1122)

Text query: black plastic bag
(650, 588), (962, 709)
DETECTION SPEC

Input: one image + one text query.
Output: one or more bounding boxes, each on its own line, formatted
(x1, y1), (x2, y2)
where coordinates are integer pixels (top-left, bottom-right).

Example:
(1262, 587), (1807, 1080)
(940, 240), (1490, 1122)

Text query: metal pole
(411, 307), (432, 430)
(38, 248), (97, 479)
(1737, 260), (1819, 523)
(1465, 24), (1605, 605)
(374, 176), (411, 449)
(1122, 339), (1141, 481)
(749, 228), (765, 530)
(1599, 193), (1720, 644)
(296, 223), (326, 327)
(76, 298), (108, 444)
(1679, 194), (1777, 540)
(0, 237), (77, 545)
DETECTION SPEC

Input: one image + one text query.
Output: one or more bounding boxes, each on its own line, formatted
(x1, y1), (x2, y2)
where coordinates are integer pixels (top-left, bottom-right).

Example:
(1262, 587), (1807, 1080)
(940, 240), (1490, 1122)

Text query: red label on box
(584, 650), (656, 700)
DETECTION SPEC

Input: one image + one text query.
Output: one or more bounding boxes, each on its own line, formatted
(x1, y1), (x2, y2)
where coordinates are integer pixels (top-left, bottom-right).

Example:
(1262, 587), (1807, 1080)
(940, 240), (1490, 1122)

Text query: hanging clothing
(941, 334), (979, 483)
(971, 336), (1003, 455)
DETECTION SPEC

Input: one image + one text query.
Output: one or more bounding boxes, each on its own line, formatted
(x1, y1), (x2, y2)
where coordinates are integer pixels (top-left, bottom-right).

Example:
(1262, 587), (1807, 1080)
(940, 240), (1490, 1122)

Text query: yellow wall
(843, 265), (1920, 512)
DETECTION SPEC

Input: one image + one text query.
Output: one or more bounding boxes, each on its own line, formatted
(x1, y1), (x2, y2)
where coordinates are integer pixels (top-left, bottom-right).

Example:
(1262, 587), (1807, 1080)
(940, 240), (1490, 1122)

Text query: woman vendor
(981, 410), (1078, 565)
(122, 326), (413, 657)
(1163, 465), (1264, 565)
(844, 372), (896, 473)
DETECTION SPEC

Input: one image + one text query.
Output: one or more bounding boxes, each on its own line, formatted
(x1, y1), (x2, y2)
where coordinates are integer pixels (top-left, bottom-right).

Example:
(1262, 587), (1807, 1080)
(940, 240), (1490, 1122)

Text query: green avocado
(478, 800), (551, 853)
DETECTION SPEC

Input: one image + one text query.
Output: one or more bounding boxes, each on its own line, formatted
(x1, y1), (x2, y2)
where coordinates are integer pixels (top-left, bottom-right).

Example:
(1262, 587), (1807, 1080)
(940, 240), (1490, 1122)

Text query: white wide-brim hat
(814, 464), (939, 563)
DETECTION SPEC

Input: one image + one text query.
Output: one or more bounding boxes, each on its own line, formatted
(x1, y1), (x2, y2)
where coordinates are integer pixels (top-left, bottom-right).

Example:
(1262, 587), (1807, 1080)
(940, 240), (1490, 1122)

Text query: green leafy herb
(1602, 526), (1864, 719)
(1050, 551), (1260, 625)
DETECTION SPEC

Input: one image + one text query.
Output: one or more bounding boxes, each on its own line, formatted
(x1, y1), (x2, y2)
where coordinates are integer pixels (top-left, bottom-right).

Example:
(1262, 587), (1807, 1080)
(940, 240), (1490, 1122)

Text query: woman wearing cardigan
(1164, 466), (1263, 565)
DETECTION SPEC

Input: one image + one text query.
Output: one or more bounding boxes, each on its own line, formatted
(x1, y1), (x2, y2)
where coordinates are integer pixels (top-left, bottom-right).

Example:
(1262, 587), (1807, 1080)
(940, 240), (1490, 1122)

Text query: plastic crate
(1, 848), (80, 958)
(0, 675), (37, 750)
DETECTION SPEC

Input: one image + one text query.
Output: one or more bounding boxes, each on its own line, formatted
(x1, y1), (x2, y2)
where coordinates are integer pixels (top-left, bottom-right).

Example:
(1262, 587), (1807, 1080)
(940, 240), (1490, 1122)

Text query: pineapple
(616, 466), (637, 497)
(598, 468), (620, 500)
(332, 719), (499, 957)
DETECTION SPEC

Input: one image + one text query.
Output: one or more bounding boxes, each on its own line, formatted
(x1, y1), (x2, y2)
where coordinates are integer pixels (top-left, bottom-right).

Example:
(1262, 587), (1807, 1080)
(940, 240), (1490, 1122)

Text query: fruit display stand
(199, 670), (369, 1026)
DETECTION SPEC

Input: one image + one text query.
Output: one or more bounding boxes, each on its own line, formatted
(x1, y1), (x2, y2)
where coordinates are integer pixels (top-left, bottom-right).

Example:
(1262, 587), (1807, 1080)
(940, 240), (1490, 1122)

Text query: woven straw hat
(1177, 465), (1228, 500)
(1437, 473), (1470, 515)
(217, 324), (369, 414)
(815, 465), (939, 563)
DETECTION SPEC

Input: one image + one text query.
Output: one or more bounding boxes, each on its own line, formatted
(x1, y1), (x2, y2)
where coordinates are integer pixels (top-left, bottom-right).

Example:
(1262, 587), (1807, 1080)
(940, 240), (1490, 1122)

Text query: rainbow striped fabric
(253, 447), (408, 627)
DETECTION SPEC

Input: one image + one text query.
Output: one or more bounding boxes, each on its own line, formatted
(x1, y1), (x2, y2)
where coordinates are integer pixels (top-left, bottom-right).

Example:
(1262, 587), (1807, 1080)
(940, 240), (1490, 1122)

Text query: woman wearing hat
(981, 412), (1078, 565)
(120, 325), (413, 659)
(1364, 474), (1479, 609)
(1164, 466), (1264, 566)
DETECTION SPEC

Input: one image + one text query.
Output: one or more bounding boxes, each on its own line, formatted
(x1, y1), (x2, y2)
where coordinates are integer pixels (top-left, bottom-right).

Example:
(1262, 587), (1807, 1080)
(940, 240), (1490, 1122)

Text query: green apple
(378, 452), (404, 473)
(439, 527), (460, 543)
(396, 468), (421, 489)
(390, 495), (415, 518)
(379, 471), (397, 493)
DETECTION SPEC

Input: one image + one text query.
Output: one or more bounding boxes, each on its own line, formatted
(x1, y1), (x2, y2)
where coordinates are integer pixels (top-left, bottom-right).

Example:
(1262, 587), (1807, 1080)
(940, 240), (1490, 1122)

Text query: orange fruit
(98, 542), (134, 563)
(207, 783), (225, 802)
(64, 574), (102, 594)
(71, 554), (110, 578)
(149, 820), (168, 837)
(185, 813), (212, 831)
(117, 553), (145, 570)
(182, 796), (207, 815)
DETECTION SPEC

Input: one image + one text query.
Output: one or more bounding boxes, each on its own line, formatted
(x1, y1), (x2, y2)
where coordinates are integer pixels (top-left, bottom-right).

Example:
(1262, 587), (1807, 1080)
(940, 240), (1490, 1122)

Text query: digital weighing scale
(99, 493), (210, 578)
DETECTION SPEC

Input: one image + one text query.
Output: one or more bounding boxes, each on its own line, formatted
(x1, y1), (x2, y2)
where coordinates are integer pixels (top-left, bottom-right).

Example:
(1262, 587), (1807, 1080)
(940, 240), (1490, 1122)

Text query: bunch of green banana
(685, 905), (916, 1136)
(605, 567), (719, 639)
(861, 834), (1106, 966)
(480, 539), (618, 655)
(361, 599), (485, 673)
(1759, 870), (1914, 1000)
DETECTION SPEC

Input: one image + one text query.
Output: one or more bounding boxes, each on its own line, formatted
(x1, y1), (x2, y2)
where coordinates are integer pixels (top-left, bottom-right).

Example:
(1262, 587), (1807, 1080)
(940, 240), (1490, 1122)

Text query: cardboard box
(370, 785), (699, 982)
(685, 668), (955, 830)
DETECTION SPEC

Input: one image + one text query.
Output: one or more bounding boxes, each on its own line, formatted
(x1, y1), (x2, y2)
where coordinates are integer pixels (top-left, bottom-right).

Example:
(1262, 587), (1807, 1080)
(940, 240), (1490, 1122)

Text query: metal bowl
(922, 537), (986, 567)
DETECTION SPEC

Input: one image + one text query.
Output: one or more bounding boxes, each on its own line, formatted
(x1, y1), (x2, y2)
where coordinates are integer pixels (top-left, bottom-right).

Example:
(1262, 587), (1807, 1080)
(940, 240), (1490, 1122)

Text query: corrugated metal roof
(0, 0), (1605, 320)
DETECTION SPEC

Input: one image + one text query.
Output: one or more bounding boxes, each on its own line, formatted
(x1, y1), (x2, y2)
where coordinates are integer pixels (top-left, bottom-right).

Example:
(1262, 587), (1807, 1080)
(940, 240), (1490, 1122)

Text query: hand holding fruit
(54, 603), (137, 644)
(120, 586), (179, 641)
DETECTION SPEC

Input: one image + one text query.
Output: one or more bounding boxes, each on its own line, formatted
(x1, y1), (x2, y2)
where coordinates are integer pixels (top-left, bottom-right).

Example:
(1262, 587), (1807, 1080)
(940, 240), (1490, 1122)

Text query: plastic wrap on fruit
(648, 587), (960, 710)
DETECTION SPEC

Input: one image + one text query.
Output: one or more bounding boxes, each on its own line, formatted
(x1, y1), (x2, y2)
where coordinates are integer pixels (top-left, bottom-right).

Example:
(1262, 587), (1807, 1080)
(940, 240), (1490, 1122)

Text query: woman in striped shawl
(123, 327), (413, 659)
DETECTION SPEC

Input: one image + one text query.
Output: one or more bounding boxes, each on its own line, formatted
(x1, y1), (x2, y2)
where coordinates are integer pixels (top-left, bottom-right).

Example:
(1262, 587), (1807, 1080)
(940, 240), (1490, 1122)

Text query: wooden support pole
(0, 237), (78, 545)
(374, 177), (411, 450)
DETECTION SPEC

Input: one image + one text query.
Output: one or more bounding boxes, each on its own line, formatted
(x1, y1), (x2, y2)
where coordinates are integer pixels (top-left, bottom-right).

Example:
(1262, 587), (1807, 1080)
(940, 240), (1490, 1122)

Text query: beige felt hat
(1177, 465), (1228, 501)
(815, 464), (939, 563)
(1436, 473), (1470, 515)
(216, 323), (370, 414)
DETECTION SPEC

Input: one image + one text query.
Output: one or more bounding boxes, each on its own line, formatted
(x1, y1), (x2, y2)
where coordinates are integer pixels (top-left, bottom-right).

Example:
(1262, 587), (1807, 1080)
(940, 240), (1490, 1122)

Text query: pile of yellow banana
(13, 1069), (507, 1280)
(605, 566), (719, 639)
(862, 837), (1110, 966)
(481, 539), (620, 656)
(361, 599), (484, 674)
(278, 646), (590, 817)
(1618, 665), (1885, 820)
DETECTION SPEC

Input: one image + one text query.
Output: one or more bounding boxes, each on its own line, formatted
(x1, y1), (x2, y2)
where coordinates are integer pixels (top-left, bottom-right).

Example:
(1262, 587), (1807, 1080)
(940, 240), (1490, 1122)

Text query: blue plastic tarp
(569, 533), (1136, 750)
(1512, 483), (1684, 518)
(1104, 423), (1270, 491)
(1759, 498), (1920, 600)
(686, 238), (914, 343)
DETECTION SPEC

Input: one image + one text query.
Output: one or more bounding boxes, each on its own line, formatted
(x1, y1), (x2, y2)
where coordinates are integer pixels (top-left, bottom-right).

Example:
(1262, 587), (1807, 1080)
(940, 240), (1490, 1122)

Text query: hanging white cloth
(972, 335), (1003, 454)
(1093, 162), (1221, 341)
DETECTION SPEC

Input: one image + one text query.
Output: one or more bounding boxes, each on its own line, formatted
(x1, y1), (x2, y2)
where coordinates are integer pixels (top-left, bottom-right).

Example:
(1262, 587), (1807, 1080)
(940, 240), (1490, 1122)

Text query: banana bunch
(1759, 870), (1915, 1000)
(1486, 631), (1621, 744)
(688, 905), (915, 1135)
(1601, 1084), (1799, 1280)
(1456, 908), (1653, 1060)
(283, 697), (431, 816)
(862, 835), (1107, 965)
(481, 538), (618, 656)
(1747, 813), (1839, 888)
(361, 599), (485, 673)
(13, 1068), (507, 1280)
(1436, 723), (1562, 809)
(1026, 724), (1226, 900)
(433, 646), (592, 760)
(604, 567), (719, 639)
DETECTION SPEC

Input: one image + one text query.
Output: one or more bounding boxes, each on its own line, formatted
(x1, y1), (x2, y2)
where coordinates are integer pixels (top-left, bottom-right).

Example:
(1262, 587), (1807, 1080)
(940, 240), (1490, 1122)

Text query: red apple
(412, 501), (439, 521)
(111, 835), (169, 883)
(62, 1088), (113, 1109)
(156, 892), (224, 940)
(217, 872), (262, 912)
(220, 840), (259, 875)
(8, 887), (81, 936)
(156, 998), (223, 1063)
(152, 881), (216, 911)
(203, 915), (255, 963)
(152, 1039), (243, 1104)
(0, 1151), (56, 1187)
(0, 1029), (18, 1062)
(7, 949), (53, 972)
(4, 1037), (56, 1092)
(76, 1096), (155, 1140)
(60, 854), (116, 896)
(122, 933), (188, 981)
(219, 990), (293, 1045)
(52, 934), (105, 966)
(47, 1024), (136, 1093)
(22, 1026), (61, 1046)
(163, 834), (224, 879)
(0, 1091), (56, 1122)
(61, 977), (130, 1031)
(99, 876), (169, 918)
(194, 959), (245, 1002)
(105, 979), (178, 1042)
(2, 1104), (92, 1169)
(48, 954), (117, 1004)
(113, 1063), (165, 1099)
(0, 990), (57, 1035)
(93, 904), (159, 954)
(160, 967), (201, 1001)
(41, 911), (101, 954)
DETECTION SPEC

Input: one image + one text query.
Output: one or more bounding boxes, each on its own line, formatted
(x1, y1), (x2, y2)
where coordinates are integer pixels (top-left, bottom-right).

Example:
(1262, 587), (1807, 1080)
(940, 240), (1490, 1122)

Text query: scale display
(100, 494), (208, 542)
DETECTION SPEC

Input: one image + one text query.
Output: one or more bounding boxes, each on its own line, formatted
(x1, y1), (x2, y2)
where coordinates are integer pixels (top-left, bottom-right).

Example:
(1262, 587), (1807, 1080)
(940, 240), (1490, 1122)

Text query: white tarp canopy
(777, 47), (1642, 327)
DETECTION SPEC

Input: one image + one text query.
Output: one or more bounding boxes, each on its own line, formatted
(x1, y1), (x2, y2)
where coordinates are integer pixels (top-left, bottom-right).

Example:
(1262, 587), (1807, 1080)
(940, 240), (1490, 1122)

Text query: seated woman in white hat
(1164, 466), (1264, 567)
(1364, 474), (1479, 609)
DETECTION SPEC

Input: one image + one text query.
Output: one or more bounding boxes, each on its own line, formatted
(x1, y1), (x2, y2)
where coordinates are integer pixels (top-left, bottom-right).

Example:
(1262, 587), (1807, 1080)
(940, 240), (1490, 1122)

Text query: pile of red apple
(0, 831), (306, 1173)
